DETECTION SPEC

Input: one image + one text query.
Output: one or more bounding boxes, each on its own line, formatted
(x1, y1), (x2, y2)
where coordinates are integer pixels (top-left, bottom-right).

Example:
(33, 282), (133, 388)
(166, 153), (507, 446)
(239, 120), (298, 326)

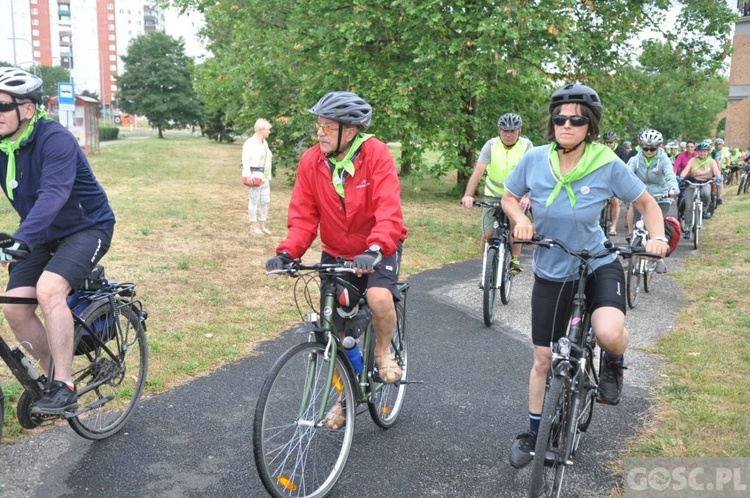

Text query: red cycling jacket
(276, 137), (408, 260)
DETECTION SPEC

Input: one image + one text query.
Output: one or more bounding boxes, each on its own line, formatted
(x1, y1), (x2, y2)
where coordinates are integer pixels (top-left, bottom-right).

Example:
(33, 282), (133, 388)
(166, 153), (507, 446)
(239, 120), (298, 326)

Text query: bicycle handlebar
(471, 200), (501, 209)
(266, 261), (357, 276)
(516, 235), (662, 260)
(681, 179), (715, 187)
(0, 232), (29, 259)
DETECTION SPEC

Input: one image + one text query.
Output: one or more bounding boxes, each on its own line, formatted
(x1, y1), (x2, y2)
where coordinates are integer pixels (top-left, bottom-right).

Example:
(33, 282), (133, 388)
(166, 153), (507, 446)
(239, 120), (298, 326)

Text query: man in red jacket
(267, 91), (408, 386)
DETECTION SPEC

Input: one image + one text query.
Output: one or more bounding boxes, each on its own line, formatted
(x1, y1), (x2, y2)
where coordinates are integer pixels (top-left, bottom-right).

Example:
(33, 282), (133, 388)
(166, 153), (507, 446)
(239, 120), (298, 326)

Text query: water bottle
(342, 336), (364, 374)
(11, 347), (39, 381)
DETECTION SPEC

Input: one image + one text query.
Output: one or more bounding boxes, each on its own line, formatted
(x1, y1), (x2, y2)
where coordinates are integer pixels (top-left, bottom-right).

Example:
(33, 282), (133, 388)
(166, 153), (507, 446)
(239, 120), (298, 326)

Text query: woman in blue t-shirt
(501, 83), (670, 469)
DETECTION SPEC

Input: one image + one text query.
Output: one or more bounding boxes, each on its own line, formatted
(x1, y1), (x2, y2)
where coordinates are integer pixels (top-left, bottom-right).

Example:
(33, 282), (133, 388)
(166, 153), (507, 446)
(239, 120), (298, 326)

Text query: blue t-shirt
(504, 144), (645, 281)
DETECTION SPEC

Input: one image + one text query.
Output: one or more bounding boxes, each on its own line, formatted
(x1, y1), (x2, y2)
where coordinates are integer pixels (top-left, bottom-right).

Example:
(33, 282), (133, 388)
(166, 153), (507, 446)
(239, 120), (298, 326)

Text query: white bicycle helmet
(639, 129), (663, 147)
(0, 67), (43, 104)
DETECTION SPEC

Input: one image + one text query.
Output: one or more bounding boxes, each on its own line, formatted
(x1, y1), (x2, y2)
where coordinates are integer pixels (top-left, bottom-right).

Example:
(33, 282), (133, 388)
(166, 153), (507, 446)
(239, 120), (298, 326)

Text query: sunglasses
(642, 147), (659, 152)
(0, 101), (21, 113)
(314, 121), (341, 134)
(551, 114), (589, 127)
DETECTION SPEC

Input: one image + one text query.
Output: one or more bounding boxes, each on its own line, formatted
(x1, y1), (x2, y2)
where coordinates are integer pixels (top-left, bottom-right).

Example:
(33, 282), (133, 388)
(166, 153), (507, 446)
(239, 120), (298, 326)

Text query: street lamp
(8, 37), (36, 68)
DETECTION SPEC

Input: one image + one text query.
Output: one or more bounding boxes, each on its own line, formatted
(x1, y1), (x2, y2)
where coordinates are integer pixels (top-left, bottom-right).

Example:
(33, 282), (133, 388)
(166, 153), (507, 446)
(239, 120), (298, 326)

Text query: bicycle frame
(476, 202), (512, 291)
(289, 267), (408, 427)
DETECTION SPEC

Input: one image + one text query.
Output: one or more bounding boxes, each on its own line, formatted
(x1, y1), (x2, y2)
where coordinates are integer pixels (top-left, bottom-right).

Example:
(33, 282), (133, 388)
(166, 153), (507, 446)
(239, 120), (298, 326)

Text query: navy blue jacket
(0, 119), (115, 251)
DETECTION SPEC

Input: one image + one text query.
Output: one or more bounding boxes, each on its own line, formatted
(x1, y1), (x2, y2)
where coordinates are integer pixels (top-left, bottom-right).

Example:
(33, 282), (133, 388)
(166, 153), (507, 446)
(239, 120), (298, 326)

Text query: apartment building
(718, 2), (750, 149)
(1, 0), (204, 111)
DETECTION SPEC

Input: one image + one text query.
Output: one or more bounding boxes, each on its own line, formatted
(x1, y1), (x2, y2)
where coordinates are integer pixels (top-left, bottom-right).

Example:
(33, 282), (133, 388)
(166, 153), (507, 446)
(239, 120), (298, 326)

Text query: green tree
(117, 31), (202, 138)
(172, 0), (736, 189)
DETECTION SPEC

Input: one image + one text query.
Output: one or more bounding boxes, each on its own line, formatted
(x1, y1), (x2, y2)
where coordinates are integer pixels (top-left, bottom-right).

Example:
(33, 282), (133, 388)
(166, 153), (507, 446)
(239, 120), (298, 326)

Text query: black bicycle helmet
(603, 131), (617, 142)
(549, 83), (603, 120)
(498, 113), (523, 131)
(0, 67), (43, 105)
(308, 91), (372, 130)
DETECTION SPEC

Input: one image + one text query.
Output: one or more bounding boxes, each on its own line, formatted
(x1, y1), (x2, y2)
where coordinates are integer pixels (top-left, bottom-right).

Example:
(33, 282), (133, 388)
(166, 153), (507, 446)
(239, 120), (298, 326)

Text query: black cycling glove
(352, 250), (383, 271)
(266, 252), (293, 271)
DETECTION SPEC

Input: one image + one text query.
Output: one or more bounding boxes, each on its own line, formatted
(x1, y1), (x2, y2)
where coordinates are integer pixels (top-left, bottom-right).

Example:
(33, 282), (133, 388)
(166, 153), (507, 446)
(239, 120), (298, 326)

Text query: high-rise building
(1, 0), (205, 112)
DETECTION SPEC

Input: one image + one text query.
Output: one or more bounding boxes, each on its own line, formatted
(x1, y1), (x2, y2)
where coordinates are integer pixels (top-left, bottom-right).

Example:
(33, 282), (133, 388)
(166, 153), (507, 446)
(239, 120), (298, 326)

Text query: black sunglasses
(0, 101), (21, 113)
(642, 147), (659, 152)
(552, 114), (589, 127)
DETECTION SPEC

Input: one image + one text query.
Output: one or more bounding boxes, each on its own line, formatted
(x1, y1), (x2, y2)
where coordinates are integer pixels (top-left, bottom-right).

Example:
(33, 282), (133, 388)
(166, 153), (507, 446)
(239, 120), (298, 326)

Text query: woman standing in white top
(242, 119), (273, 234)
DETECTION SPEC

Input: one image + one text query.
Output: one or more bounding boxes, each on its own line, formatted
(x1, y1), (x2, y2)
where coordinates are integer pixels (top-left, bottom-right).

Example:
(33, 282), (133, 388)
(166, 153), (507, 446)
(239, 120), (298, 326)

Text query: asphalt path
(0, 211), (694, 498)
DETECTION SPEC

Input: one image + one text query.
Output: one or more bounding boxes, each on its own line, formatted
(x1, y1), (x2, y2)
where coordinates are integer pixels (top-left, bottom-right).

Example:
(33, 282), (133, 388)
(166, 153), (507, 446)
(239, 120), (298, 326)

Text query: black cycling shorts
(6, 228), (114, 291)
(530, 260), (626, 347)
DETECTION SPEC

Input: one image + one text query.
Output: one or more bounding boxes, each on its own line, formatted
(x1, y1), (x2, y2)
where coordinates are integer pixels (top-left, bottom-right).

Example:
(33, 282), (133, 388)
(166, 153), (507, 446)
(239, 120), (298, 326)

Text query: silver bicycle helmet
(498, 113), (523, 131)
(549, 83), (603, 119)
(0, 67), (43, 104)
(603, 131), (617, 142)
(308, 91), (372, 130)
(640, 129), (663, 146)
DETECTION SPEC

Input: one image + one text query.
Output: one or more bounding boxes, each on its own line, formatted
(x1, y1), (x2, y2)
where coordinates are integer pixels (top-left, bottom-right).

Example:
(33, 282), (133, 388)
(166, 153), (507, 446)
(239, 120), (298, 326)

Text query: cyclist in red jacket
(267, 92), (408, 419)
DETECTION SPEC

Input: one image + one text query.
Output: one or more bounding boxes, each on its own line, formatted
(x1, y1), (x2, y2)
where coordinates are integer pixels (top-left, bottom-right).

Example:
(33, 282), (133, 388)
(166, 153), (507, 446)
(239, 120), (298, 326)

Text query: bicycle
(254, 260), (410, 498)
(473, 201), (516, 326)
(737, 163), (750, 196)
(0, 234), (148, 443)
(625, 196), (666, 309)
(681, 179), (713, 250)
(518, 236), (659, 498)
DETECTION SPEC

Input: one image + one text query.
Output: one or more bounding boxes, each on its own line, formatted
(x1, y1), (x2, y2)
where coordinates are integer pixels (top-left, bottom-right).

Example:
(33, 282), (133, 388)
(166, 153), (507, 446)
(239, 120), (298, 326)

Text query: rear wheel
(499, 241), (513, 305)
(482, 246), (499, 326)
(368, 294), (408, 428)
(254, 342), (356, 498)
(67, 300), (148, 440)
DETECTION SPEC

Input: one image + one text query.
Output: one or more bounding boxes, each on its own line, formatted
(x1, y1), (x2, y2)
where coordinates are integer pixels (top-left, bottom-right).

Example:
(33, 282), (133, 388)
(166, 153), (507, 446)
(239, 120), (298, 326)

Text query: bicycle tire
(254, 342), (356, 498)
(499, 241), (513, 305)
(67, 299), (148, 440)
(744, 176), (750, 194)
(368, 297), (408, 428)
(693, 206), (701, 250)
(626, 255), (640, 309)
(576, 344), (598, 434)
(643, 259), (655, 293)
(0, 389), (3, 444)
(529, 374), (570, 498)
(482, 246), (499, 326)
(738, 175), (746, 196)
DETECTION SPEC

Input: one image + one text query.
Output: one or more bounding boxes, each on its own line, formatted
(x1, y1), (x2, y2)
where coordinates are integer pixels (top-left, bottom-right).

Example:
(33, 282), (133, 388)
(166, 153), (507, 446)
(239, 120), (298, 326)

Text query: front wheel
(482, 246), (499, 326)
(254, 342), (356, 498)
(738, 175), (746, 196)
(529, 374), (570, 498)
(368, 293), (408, 428)
(67, 300), (148, 440)
(500, 242), (513, 305)
(693, 206), (701, 250)
(626, 256), (641, 309)
(643, 259), (656, 293)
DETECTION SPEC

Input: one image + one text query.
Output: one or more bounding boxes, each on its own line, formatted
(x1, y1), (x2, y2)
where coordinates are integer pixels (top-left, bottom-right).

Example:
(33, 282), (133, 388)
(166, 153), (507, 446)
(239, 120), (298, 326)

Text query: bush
(99, 126), (119, 141)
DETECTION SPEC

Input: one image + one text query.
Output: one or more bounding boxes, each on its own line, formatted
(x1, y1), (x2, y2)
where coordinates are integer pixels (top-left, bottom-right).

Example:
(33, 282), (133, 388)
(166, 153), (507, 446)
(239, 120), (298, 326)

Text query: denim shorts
(7, 228), (114, 291)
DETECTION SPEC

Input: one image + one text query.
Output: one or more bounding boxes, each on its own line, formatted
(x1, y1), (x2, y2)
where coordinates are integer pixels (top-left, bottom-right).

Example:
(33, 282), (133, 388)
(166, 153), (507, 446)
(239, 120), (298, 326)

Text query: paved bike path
(0, 237), (689, 497)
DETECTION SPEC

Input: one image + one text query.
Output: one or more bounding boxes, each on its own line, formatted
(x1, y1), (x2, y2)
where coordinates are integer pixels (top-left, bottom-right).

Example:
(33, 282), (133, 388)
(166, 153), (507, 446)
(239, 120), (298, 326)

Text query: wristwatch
(653, 236), (669, 243)
(368, 244), (382, 254)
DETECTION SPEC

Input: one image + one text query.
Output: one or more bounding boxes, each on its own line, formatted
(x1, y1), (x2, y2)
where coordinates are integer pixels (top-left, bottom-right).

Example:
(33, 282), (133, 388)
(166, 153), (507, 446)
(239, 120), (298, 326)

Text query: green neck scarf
(0, 108), (51, 200)
(329, 133), (372, 197)
(546, 142), (619, 207)
(694, 156), (710, 171)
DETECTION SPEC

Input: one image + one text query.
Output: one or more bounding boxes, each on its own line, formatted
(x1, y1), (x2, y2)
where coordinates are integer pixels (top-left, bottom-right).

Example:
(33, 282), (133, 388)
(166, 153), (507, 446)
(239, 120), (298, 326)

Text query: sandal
(325, 401), (346, 430)
(375, 353), (402, 384)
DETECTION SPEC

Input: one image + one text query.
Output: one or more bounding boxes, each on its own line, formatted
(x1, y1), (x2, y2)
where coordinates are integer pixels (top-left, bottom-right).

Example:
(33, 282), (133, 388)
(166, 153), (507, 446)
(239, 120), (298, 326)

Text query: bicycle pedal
(543, 449), (563, 467)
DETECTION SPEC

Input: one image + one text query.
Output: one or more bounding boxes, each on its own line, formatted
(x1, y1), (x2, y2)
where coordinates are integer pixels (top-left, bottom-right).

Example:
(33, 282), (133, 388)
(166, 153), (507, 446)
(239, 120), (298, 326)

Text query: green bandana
(0, 108), (51, 200)
(546, 142), (619, 207)
(329, 133), (372, 197)
(694, 156), (710, 171)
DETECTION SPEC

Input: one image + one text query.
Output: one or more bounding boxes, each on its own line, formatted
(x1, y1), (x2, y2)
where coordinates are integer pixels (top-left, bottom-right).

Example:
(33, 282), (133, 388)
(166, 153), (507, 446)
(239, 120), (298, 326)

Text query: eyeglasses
(499, 128), (520, 133)
(314, 121), (341, 134)
(642, 147), (659, 152)
(551, 114), (589, 127)
(605, 141), (616, 146)
(0, 101), (21, 113)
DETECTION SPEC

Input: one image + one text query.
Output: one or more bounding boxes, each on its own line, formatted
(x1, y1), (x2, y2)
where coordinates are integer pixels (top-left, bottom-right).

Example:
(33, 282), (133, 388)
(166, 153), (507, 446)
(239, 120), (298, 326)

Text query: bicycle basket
(67, 292), (116, 355)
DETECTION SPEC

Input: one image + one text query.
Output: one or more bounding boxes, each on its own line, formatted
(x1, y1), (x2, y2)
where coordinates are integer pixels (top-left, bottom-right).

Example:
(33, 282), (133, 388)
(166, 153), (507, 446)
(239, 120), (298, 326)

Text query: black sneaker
(30, 380), (78, 415)
(598, 360), (626, 405)
(509, 431), (537, 469)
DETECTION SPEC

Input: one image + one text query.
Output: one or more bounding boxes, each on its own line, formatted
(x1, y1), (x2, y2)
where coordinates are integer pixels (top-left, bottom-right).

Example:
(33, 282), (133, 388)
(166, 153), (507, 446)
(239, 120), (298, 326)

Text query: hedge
(99, 126), (119, 141)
